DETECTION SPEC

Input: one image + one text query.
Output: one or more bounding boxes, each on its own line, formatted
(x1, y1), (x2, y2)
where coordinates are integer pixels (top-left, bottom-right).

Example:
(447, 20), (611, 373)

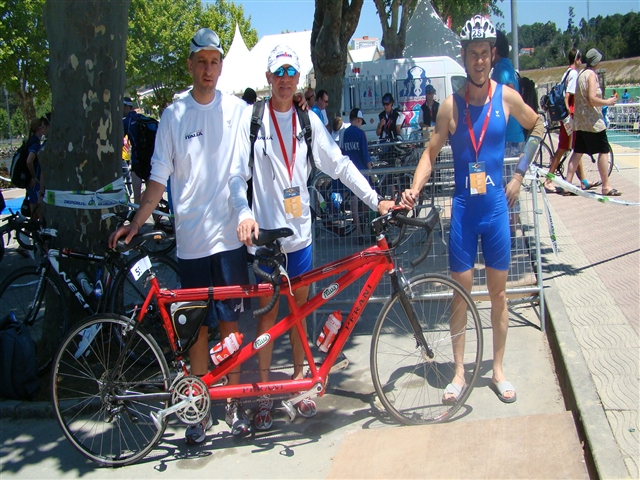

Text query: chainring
(170, 375), (210, 425)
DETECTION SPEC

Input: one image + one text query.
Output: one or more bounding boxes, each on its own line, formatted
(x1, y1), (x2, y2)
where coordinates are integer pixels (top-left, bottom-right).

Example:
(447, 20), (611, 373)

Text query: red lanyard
(465, 81), (493, 161)
(269, 99), (297, 182)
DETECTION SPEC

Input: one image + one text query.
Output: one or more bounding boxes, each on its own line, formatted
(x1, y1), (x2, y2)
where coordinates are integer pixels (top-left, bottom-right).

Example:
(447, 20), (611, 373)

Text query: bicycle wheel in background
(370, 273), (483, 425)
(578, 151), (614, 187)
(51, 314), (170, 466)
(534, 141), (554, 170)
(0, 266), (68, 373)
(109, 253), (180, 359)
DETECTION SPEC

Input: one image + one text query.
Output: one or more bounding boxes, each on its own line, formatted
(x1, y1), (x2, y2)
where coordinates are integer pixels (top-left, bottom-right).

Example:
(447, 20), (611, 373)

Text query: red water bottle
(210, 332), (243, 366)
(316, 311), (342, 353)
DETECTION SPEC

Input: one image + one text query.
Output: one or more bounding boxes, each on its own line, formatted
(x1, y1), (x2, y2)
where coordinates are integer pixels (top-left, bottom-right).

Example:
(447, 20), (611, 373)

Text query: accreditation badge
(469, 162), (486, 195)
(283, 186), (302, 219)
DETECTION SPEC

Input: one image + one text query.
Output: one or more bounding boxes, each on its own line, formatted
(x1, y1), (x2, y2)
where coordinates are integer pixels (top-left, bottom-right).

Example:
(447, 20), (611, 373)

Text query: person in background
(304, 87), (316, 109)
(311, 89), (330, 130)
(25, 117), (47, 220)
(401, 15), (543, 405)
(419, 84), (439, 128)
(564, 48), (620, 196)
(376, 93), (402, 141)
(242, 87), (257, 105)
(621, 89), (630, 104)
(122, 97), (143, 206)
(331, 116), (347, 147)
(543, 48), (593, 194)
(229, 45), (395, 432)
(611, 89), (618, 100)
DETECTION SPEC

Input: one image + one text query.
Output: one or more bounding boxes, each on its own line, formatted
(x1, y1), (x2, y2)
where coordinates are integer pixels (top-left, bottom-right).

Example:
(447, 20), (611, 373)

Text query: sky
(231, 0), (638, 41)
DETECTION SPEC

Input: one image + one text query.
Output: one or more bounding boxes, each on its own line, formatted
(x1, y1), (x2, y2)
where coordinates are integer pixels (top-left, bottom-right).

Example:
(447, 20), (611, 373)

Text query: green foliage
(0, 108), (8, 139)
(0, 0), (50, 123)
(430, 0), (503, 32)
(10, 108), (24, 138)
(514, 11), (640, 69)
(126, 0), (257, 111)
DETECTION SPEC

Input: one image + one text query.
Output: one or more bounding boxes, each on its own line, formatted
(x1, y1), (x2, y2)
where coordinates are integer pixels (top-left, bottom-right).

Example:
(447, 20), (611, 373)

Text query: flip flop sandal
(603, 189), (622, 196)
(492, 381), (517, 404)
(442, 382), (467, 405)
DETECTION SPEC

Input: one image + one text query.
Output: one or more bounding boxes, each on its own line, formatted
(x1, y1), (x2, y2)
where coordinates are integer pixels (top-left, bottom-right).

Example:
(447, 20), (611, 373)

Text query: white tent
(217, 24), (252, 95)
(403, 0), (462, 64)
(217, 30), (313, 96)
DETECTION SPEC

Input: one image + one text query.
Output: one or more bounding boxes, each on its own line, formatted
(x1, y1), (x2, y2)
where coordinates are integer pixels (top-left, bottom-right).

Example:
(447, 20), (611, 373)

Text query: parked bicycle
(0, 216), (179, 373)
(51, 207), (483, 466)
(534, 113), (614, 188)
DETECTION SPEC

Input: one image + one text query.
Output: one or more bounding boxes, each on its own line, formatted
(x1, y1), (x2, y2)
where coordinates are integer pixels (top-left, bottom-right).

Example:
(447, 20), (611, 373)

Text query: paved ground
(0, 143), (638, 478)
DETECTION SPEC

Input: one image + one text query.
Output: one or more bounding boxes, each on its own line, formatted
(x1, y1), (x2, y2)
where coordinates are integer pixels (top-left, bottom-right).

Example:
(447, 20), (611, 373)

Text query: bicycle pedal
(330, 352), (349, 373)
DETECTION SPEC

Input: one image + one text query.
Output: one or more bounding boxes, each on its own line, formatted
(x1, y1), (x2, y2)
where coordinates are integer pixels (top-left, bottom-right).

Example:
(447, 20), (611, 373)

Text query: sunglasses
(306, 95), (315, 101)
(273, 66), (298, 77)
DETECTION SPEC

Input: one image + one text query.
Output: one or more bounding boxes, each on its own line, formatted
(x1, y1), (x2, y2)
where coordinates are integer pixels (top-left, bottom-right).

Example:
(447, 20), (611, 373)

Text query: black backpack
(247, 100), (314, 206)
(128, 113), (159, 181)
(516, 73), (539, 135)
(10, 138), (37, 188)
(0, 314), (40, 400)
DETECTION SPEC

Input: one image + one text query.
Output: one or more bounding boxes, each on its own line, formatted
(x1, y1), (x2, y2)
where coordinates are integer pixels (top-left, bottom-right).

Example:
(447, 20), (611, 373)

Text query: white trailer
(342, 56), (466, 141)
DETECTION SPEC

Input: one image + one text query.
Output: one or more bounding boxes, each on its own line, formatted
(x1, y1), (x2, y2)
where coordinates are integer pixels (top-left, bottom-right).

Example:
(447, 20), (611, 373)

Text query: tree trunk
(373, 0), (418, 60)
(15, 94), (36, 133)
(43, 0), (130, 321)
(311, 0), (364, 121)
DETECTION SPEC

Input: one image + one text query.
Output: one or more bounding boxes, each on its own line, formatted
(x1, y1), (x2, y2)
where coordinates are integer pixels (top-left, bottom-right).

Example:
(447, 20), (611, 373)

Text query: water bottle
(210, 332), (243, 366)
(76, 272), (93, 296)
(93, 268), (103, 300)
(316, 311), (342, 353)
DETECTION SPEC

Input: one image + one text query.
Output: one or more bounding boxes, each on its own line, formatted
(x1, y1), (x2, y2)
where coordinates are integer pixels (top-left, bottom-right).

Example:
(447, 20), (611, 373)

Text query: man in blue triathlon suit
(401, 15), (544, 405)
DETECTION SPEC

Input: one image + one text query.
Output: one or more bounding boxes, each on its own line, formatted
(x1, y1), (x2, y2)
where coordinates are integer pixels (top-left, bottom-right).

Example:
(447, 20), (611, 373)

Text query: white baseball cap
(267, 45), (300, 73)
(190, 28), (224, 56)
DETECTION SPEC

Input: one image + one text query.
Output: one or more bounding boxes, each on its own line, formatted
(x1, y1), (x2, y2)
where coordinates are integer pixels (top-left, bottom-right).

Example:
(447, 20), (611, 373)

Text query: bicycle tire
(370, 273), (483, 425)
(109, 253), (180, 360)
(51, 314), (170, 466)
(579, 151), (614, 187)
(0, 266), (68, 373)
(145, 198), (176, 255)
(534, 141), (554, 170)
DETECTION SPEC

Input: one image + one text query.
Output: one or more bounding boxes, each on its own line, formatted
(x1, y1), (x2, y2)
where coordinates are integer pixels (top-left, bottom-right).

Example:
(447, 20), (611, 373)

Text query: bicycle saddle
(253, 227), (293, 247)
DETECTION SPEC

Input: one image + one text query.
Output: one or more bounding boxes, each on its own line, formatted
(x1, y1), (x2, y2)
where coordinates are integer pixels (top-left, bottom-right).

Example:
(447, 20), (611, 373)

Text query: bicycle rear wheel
(0, 266), (67, 373)
(370, 273), (483, 425)
(534, 141), (554, 170)
(51, 314), (171, 466)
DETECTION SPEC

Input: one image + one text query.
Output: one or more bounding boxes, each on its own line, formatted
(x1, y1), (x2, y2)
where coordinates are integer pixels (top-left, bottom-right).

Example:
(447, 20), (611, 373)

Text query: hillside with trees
(514, 9), (640, 70)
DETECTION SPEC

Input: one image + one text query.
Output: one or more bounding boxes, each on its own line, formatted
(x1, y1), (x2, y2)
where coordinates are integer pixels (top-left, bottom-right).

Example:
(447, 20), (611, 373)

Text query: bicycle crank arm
(150, 397), (196, 429)
(281, 383), (323, 421)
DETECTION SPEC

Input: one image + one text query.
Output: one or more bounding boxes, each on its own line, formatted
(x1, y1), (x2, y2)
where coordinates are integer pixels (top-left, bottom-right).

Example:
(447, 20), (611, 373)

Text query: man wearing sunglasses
(110, 28), (253, 444)
(376, 92), (403, 141)
(304, 87), (316, 109)
(230, 44), (395, 432)
(311, 89), (330, 131)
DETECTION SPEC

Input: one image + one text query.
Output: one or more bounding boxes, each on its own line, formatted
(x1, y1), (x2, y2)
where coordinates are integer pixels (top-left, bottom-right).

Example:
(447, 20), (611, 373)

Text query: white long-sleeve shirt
(149, 90), (248, 259)
(229, 101), (379, 254)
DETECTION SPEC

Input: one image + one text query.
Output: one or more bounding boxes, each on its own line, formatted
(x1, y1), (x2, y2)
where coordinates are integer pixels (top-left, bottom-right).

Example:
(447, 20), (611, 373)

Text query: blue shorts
(449, 196), (511, 273)
(257, 244), (312, 281)
(178, 246), (249, 327)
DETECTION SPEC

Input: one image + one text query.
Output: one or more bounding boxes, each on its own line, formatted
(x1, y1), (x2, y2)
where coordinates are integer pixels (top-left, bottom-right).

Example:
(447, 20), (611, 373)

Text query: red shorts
(558, 119), (575, 150)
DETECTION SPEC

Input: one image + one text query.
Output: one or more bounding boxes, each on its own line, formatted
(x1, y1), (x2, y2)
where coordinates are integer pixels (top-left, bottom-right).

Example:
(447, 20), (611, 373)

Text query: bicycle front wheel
(370, 274), (483, 425)
(534, 141), (554, 170)
(51, 314), (171, 467)
(0, 266), (67, 373)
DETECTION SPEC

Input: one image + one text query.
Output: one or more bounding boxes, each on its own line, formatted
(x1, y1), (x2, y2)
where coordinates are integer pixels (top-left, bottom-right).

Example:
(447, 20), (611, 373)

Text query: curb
(0, 398), (55, 420)
(544, 277), (631, 479)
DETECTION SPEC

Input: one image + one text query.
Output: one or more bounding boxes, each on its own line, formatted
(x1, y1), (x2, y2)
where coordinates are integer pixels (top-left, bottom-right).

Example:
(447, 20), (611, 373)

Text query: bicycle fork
(389, 270), (435, 359)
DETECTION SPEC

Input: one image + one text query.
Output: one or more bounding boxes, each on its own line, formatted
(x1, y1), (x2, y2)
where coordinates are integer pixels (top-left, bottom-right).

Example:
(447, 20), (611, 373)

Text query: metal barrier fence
(309, 146), (545, 335)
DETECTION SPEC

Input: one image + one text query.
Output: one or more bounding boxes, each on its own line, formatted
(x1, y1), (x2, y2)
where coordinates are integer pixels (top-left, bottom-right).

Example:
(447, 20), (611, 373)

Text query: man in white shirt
(229, 44), (394, 432)
(109, 28), (253, 443)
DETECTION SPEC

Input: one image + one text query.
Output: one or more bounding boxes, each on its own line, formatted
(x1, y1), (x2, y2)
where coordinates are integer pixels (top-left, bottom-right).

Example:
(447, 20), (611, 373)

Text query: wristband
(130, 220), (141, 230)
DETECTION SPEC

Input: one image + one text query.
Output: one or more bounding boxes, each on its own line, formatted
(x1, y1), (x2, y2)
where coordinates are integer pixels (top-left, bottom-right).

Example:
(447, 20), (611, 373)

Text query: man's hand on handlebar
(377, 199), (395, 215)
(400, 188), (421, 210)
(237, 218), (259, 247)
(108, 222), (139, 249)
